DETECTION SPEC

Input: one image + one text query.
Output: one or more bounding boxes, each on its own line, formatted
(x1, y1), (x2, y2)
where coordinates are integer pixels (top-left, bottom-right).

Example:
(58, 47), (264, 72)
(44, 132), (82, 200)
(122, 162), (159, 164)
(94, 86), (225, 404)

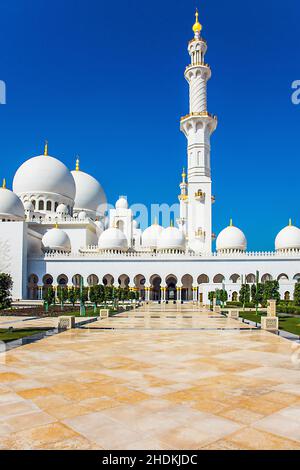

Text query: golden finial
(230, 218), (233, 227)
(2, 178), (6, 189)
(182, 167), (186, 182)
(192, 8), (202, 34)
(75, 156), (80, 171)
(170, 219), (174, 227)
(289, 218), (292, 226)
(44, 140), (48, 156)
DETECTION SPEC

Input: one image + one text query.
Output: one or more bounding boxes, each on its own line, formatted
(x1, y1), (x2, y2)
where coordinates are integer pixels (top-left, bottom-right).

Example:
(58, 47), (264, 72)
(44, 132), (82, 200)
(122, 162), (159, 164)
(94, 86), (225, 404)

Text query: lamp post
(80, 277), (86, 317)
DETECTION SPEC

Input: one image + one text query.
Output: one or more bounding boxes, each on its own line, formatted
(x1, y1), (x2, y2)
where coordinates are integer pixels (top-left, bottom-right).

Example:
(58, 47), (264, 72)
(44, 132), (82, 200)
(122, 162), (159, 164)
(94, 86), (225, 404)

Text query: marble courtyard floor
(0, 304), (300, 450)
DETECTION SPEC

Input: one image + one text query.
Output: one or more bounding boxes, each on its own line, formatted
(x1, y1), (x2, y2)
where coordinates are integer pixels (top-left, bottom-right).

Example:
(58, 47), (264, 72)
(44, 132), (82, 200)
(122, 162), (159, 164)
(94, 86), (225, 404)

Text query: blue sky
(0, 0), (299, 250)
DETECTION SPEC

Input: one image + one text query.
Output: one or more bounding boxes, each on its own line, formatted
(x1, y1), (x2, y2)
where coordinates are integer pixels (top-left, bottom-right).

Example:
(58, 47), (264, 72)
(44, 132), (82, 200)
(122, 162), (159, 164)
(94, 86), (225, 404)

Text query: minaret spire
(44, 140), (48, 156)
(192, 8), (202, 39)
(180, 8), (217, 254)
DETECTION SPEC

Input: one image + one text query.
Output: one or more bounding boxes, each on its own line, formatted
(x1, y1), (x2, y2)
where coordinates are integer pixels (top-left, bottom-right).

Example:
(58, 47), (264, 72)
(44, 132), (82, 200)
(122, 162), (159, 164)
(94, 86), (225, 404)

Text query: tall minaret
(180, 9), (217, 253)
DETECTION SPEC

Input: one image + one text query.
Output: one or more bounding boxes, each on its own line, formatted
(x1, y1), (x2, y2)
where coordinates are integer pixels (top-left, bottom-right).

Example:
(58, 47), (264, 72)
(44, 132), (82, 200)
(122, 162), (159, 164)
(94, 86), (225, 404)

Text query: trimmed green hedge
(277, 303), (300, 315)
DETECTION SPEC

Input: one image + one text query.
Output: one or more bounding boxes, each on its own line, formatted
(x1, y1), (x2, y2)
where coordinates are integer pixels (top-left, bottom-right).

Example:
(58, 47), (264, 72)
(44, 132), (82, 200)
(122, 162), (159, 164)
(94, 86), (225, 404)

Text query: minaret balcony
(185, 62), (210, 72)
(212, 233), (217, 240)
(178, 194), (188, 202)
(211, 195), (216, 204)
(180, 111), (217, 122)
(194, 190), (205, 202)
(195, 229), (206, 240)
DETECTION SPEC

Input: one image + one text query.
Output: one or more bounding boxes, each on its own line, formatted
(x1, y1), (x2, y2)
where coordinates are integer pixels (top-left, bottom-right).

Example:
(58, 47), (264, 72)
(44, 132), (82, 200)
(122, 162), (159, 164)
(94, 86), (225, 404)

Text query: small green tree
(219, 289), (228, 307)
(252, 283), (264, 306)
(294, 281), (300, 306)
(0, 273), (13, 309)
(263, 280), (280, 304)
(104, 285), (113, 304)
(208, 291), (215, 309)
(68, 287), (79, 306)
(239, 284), (250, 308)
(43, 286), (55, 306)
(57, 286), (68, 307)
(89, 284), (105, 306)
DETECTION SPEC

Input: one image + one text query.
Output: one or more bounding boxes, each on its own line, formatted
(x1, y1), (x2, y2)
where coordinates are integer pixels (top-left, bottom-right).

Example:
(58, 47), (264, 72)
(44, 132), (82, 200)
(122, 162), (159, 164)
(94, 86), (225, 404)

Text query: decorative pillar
(193, 286), (198, 302)
(177, 287), (182, 302)
(145, 286), (150, 302)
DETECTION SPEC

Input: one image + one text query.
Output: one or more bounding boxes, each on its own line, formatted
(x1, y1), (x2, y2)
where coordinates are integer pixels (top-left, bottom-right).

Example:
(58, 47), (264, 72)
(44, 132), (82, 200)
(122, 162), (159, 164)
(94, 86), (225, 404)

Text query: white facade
(0, 11), (300, 303)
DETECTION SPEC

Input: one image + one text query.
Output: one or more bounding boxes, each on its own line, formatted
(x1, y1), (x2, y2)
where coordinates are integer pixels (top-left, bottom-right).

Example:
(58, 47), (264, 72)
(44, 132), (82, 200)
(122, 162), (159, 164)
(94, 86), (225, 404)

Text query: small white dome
(78, 210), (87, 221)
(157, 226), (186, 251)
(98, 227), (128, 251)
(275, 222), (300, 251)
(115, 196), (128, 209)
(13, 155), (76, 201)
(71, 169), (106, 217)
(42, 228), (71, 252)
(216, 223), (247, 252)
(56, 203), (68, 216)
(23, 201), (34, 212)
(142, 223), (163, 249)
(0, 187), (25, 220)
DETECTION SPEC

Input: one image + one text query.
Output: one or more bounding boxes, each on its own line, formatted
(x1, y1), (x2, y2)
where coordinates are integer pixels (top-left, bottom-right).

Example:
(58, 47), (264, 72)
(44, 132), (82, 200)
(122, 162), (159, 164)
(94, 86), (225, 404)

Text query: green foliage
(239, 284), (250, 305)
(89, 284), (105, 306)
(251, 283), (264, 306)
(219, 289), (228, 306)
(226, 301), (243, 307)
(263, 280), (280, 303)
(68, 287), (80, 306)
(57, 286), (68, 305)
(43, 286), (55, 306)
(0, 273), (13, 309)
(277, 303), (300, 314)
(294, 281), (300, 306)
(81, 287), (89, 303)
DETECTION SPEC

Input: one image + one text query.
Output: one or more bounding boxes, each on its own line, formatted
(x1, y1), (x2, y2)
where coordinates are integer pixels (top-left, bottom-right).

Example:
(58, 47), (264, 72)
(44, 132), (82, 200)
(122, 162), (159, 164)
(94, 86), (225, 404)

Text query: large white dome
(13, 155), (76, 201)
(142, 223), (163, 249)
(275, 222), (300, 252)
(42, 228), (71, 252)
(157, 226), (186, 251)
(216, 223), (247, 252)
(98, 227), (128, 251)
(71, 169), (106, 217)
(0, 186), (25, 220)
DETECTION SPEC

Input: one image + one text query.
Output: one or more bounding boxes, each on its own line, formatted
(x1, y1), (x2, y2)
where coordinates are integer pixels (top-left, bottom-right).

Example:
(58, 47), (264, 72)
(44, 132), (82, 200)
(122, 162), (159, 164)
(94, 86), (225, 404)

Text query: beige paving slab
(0, 304), (298, 449)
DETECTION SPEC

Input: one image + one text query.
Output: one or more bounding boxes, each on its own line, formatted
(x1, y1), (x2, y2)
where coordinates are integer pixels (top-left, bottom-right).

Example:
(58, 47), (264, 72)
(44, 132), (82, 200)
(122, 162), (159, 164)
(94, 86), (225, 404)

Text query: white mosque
(1, 10), (300, 303)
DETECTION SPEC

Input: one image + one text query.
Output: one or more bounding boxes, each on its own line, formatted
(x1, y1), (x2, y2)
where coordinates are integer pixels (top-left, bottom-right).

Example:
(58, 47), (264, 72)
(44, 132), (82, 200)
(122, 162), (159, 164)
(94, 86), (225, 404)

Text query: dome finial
(75, 156), (80, 171)
(192, 7), (202, 35)
(182, 167), (186, 182)
(44, 140), (48, 156)
(289, 218), (292, 226)
(170, 219), (174, 227)
(230, 218), (233, 227)
(2, 178), (6, 189)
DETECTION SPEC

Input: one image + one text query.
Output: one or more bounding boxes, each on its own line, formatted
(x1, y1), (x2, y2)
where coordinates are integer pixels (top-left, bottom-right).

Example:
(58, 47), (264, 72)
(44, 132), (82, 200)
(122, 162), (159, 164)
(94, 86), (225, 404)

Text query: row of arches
(26, 199), (72, 214)
(27, 272), (300, 301)
(28, 272), (300, 288)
